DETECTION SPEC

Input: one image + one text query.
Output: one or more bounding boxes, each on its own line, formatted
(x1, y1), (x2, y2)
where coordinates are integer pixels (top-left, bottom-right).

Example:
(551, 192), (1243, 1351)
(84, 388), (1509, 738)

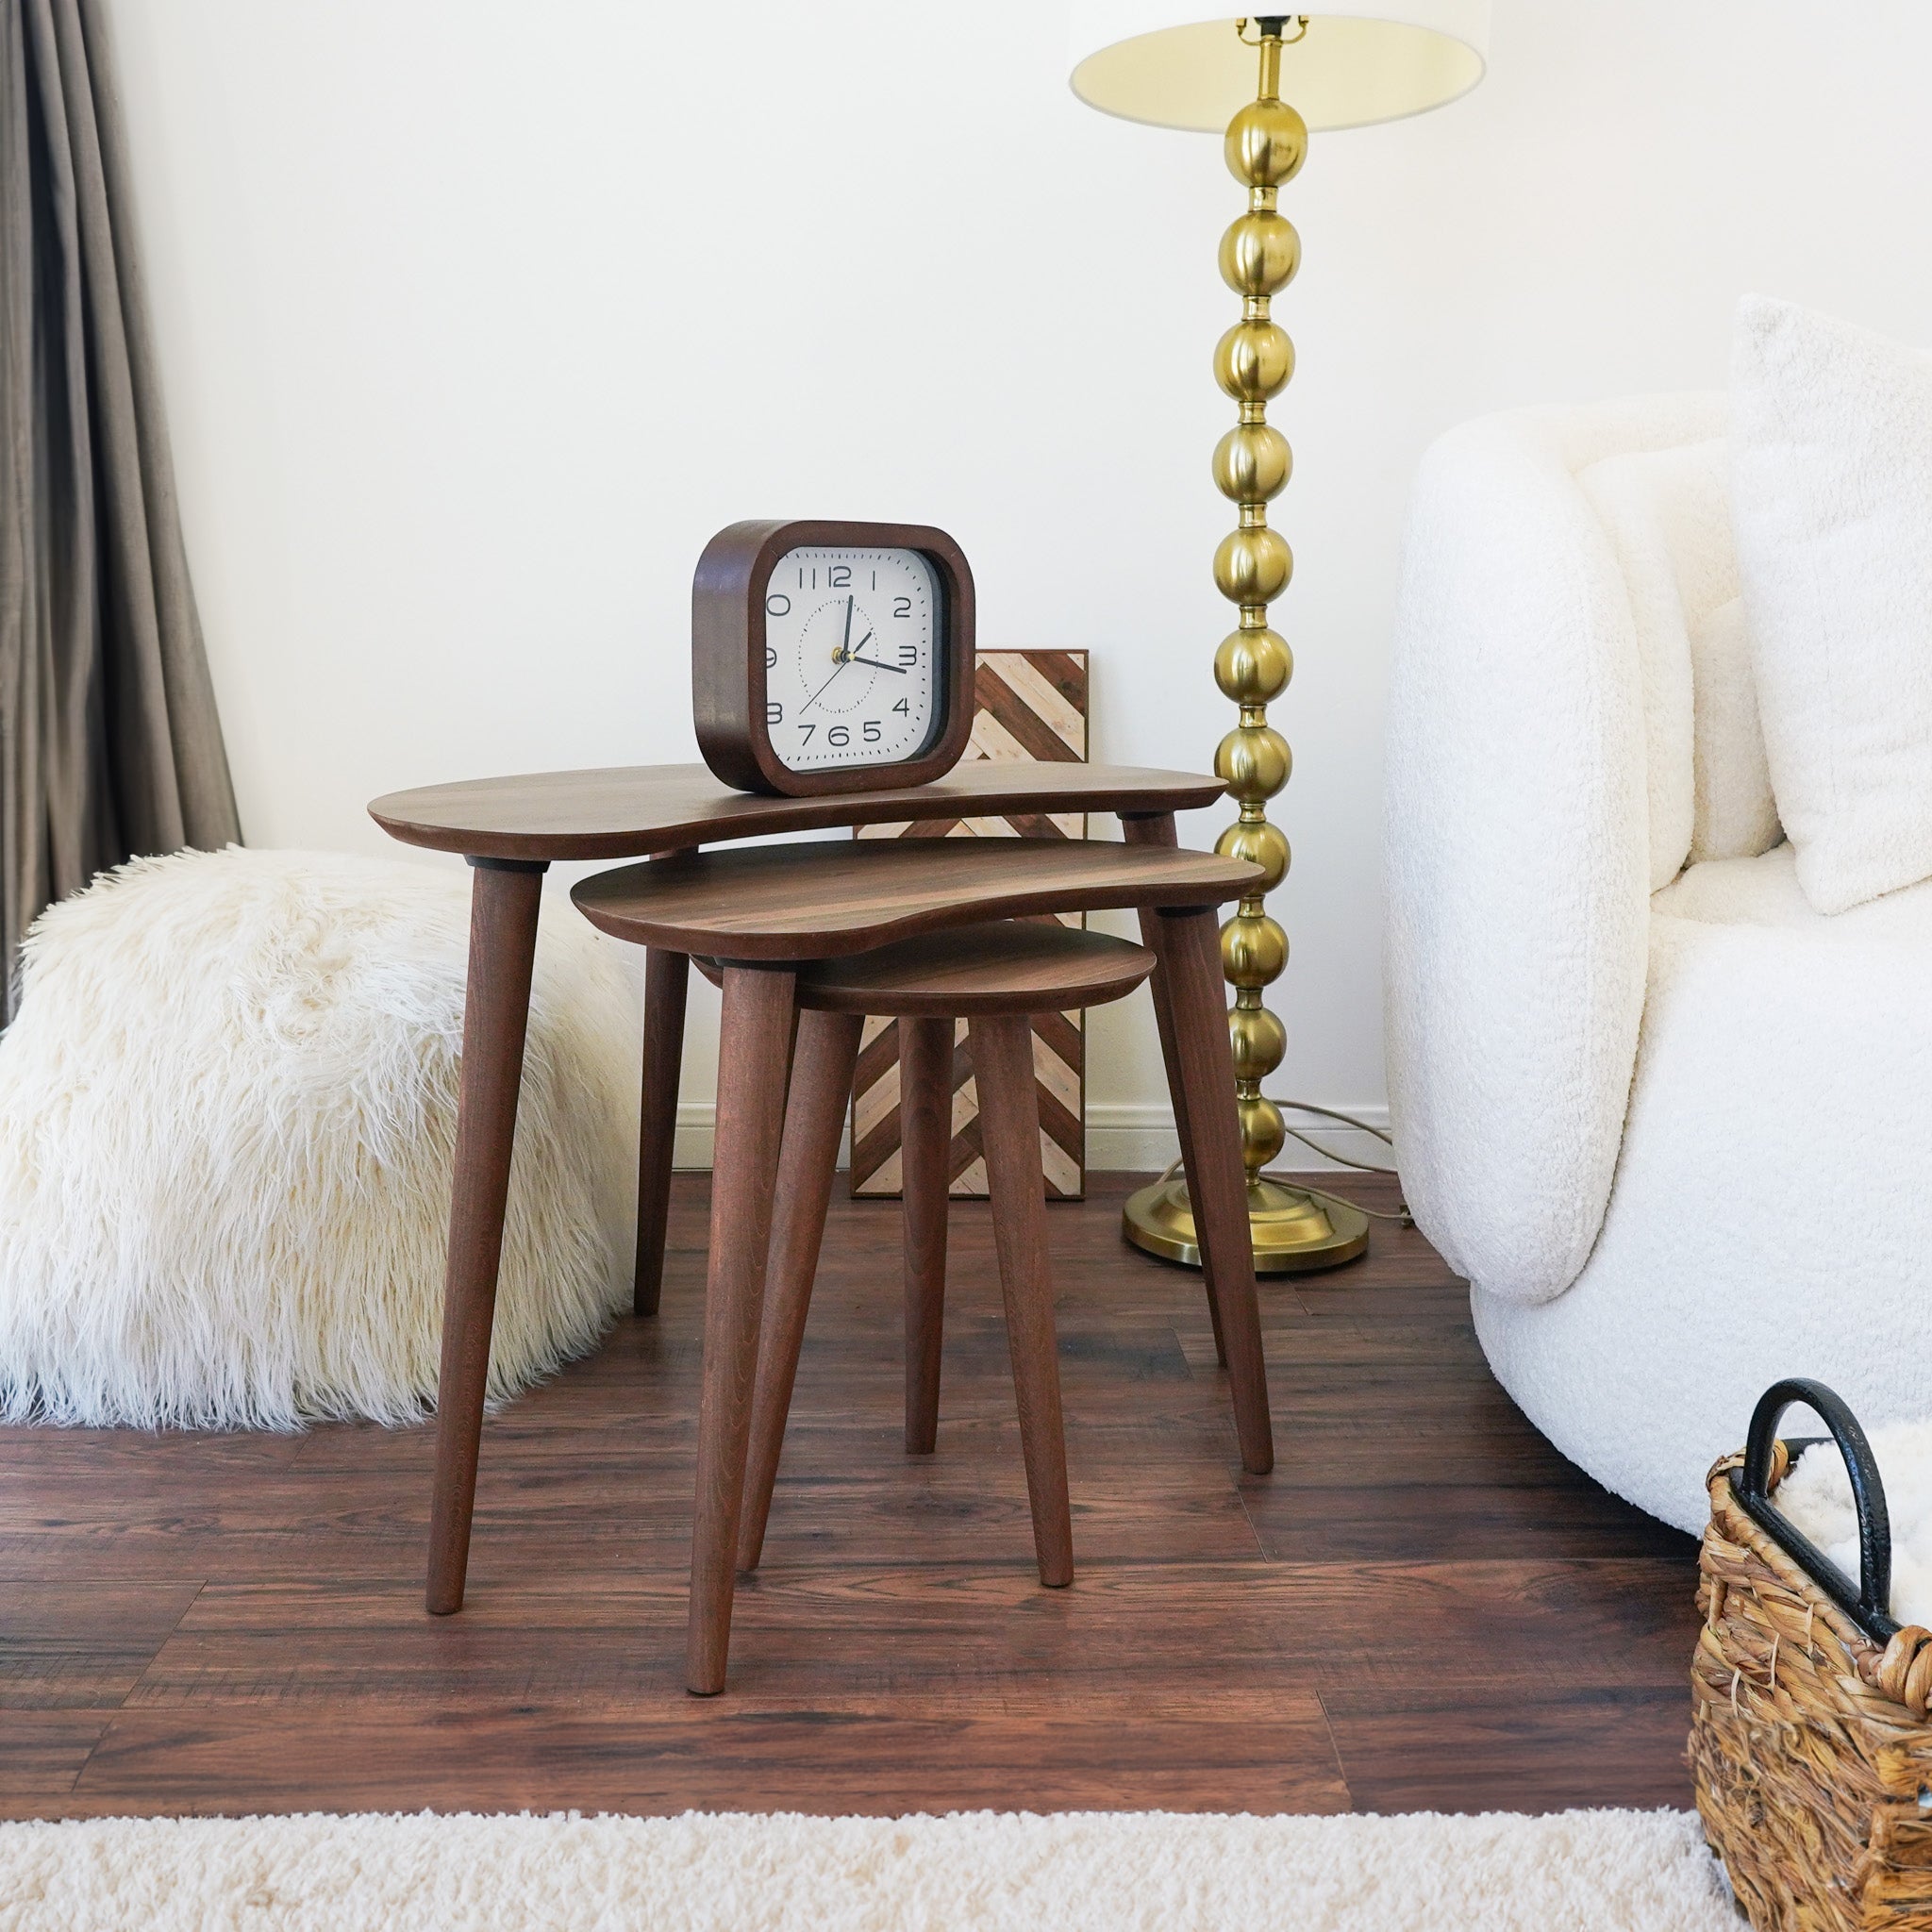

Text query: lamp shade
(1068, 3), (1489, 132)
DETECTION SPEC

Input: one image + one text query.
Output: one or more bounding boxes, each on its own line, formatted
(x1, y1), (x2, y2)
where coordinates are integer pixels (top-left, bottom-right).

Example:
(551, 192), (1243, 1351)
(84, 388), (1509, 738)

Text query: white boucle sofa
(1384, 393), (1932, 1535)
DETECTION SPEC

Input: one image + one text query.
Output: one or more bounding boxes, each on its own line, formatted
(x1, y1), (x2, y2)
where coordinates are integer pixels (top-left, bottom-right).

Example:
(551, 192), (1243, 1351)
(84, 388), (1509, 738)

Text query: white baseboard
(671, 1106), (727, 1170)
(671, 1101), (1392, 1175)
(1085, 1103), (1392, 1174)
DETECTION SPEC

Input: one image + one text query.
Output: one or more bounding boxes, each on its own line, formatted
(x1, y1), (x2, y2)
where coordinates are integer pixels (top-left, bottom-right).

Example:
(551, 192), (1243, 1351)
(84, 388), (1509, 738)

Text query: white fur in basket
(0, 848), (639, 1429)
(1776, 1421), (1932, 1630)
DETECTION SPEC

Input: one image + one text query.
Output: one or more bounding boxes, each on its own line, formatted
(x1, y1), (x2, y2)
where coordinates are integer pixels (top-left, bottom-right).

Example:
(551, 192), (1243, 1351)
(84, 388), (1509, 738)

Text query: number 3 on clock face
(760, 548), (941, 771)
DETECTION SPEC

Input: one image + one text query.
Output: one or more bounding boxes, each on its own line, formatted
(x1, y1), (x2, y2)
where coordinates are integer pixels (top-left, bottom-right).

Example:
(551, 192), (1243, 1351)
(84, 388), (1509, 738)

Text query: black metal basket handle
(1729, 1376), (1898, 1643)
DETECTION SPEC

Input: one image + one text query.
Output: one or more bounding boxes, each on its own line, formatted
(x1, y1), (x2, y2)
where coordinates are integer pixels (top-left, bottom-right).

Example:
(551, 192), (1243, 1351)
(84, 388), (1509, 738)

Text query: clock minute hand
(803, 594), (860, 710)
(843, 630), (906, 674)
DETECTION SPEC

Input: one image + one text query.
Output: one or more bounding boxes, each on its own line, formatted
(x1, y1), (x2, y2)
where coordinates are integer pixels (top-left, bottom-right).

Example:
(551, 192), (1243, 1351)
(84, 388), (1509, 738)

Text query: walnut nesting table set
(371, 512), (1277, 1694)
(372, 762), (1270, 1692)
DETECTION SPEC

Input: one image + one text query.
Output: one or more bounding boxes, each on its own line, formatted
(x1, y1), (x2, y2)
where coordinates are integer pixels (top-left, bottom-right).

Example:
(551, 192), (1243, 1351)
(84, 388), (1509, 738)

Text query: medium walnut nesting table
(370, 761), (1272, 1695)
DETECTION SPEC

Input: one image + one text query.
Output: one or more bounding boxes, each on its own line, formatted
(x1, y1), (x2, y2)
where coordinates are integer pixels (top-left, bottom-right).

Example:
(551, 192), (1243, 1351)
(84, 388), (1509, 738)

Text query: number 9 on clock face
(759, 548), (941, 772)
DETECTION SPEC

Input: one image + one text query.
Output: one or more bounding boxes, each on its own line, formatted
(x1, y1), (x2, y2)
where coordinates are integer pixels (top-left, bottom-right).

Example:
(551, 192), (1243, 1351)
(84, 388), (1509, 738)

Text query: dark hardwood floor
(0, 1172), (1699, 1818)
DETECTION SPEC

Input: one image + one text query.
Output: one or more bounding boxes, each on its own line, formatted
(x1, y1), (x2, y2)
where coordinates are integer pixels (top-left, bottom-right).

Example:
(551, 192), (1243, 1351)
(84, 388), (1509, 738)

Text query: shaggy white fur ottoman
(0, 848), (639, 1428)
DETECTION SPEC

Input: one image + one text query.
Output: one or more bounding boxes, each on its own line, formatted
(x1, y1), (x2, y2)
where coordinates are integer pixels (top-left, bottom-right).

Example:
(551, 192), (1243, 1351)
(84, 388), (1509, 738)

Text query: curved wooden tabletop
(369, 761), (1225, 862)
(690, 921), (1158, 1017)
(572, 839), (1261, 961)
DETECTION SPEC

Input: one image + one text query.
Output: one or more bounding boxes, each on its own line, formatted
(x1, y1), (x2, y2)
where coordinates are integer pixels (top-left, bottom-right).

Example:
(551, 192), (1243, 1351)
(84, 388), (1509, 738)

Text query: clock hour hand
(842, 630), (906, 675)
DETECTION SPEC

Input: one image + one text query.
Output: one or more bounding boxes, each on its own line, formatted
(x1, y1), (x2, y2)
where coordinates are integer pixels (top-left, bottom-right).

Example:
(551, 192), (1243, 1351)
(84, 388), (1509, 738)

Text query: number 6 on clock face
(691, 520), (976, 797)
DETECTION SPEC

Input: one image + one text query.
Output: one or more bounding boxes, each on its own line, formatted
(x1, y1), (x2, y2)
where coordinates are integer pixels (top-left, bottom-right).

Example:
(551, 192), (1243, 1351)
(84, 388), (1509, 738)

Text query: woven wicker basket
(1693, 1378), (1932, 1931)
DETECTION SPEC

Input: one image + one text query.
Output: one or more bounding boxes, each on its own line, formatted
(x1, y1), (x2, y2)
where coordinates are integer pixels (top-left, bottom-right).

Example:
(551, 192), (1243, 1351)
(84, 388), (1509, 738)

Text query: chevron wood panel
(850, 651), (1089, 1199)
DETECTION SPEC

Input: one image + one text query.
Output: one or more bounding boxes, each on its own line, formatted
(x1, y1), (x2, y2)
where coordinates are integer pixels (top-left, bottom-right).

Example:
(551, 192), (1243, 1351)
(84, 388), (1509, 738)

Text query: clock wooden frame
(692, 518), (976, 797)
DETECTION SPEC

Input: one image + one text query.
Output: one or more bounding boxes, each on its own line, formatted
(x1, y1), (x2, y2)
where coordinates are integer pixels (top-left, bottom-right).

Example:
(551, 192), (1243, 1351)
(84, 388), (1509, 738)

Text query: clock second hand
(802, 596), (856, 710)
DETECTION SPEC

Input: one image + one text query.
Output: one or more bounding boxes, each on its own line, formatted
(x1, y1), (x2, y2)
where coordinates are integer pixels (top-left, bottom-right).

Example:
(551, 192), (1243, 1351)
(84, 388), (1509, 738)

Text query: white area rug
(0, 1807), (1736, 1931)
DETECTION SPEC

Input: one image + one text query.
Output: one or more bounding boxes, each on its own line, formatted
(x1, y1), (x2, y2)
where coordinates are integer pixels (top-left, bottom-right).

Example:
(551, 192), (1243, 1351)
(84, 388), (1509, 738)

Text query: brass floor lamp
(1069, 5), (1489, 1273)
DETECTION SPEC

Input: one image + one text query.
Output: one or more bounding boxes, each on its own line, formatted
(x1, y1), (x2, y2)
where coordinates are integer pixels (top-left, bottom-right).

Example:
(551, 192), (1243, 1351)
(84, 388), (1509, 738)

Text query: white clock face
(761, 546), (942, 771)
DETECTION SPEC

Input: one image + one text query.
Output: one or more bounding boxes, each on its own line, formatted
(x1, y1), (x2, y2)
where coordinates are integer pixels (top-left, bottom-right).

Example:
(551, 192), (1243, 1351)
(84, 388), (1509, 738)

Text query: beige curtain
(0, 0), (240, 1021)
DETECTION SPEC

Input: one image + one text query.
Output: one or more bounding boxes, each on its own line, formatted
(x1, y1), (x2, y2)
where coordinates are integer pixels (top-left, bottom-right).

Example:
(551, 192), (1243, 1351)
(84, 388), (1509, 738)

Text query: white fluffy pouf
(0, 847), (640, 1429)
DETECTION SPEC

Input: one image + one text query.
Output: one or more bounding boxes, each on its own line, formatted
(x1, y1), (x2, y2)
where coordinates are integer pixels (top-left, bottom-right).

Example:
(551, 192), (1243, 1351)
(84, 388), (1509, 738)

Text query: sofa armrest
(1385, 408), (1660, 1305)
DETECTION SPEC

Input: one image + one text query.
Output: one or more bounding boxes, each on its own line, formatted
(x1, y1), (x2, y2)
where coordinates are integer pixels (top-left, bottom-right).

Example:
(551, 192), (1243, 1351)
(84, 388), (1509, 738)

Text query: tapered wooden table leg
(427, 856), (548, 1616)
(688, 964), (797, 1694)
(1121, 811), (1227, 1367)
(972, 1013), (1074, 1589)
(899, 1015), (954, 1456)
(1148, 906), (1274, 1475)
(737, 1008), (863, 1573)
(633, 946), (690, 1318)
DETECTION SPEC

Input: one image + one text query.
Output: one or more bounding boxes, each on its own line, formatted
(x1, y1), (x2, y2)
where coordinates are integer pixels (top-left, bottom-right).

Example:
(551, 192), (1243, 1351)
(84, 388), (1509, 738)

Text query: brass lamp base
(1123, 1174), (1368, 1274)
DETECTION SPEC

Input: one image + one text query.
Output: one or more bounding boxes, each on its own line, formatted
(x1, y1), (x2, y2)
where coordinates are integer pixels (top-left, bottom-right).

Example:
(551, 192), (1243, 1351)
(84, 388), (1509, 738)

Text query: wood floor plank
(123, 1567), (1306, 1707)
(62, 1689), (1350, 1818)
(754, 1464), (1266, 1566)
(0, 1172), (1704, 1818)
(1322, 1683), (1695, 1814)
(0, 1713), (117, 1796)
(0, 1582), (203, 1709)
(1239, 1480), (1693, 1563)
(117, 1557), (1691, 1709)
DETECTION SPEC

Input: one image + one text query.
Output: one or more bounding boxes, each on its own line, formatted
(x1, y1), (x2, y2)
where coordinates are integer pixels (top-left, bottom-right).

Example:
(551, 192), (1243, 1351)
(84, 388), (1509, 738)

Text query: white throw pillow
(1689, 596), (1781, 865)
(1731, 295), (1932, 914)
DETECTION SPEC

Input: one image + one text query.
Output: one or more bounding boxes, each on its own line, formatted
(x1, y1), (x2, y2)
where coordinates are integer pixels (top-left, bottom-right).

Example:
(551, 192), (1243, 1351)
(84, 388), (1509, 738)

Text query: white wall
(100, 0), (1932, 1167)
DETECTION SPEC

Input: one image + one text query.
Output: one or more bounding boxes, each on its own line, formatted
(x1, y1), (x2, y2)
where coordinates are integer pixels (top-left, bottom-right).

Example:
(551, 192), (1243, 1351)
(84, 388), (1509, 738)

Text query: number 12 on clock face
(758, 546), (943, 772)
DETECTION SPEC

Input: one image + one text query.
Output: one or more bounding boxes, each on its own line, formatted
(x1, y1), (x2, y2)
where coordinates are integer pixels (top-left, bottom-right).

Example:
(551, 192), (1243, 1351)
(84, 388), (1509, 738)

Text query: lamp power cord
(1154, 1101), (1413, 1228)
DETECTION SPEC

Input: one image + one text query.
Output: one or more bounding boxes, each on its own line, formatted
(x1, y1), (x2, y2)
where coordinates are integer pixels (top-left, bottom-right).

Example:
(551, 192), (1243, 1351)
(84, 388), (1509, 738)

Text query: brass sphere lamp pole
(1069, 3), (1489, 1274)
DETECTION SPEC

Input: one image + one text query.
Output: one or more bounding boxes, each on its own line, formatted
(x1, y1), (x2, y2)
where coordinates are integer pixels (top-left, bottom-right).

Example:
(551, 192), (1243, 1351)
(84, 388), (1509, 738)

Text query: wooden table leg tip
(684, 1642), (728, 1696)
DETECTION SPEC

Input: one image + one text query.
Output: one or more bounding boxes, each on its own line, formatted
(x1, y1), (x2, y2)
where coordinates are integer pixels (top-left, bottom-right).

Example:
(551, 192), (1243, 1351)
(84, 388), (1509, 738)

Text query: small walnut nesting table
(370, 761), (1271, 1695)
(693, 921), (1161, 1598)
